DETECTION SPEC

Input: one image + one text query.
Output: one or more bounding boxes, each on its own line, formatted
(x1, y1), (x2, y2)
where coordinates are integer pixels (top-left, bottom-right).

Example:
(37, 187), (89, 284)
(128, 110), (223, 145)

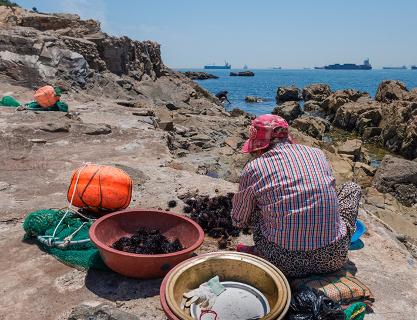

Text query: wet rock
(337, 139), (362, 161)
(302, 83), (332, 102)
(230, 71), (255, 76)
(245, 96), (264, 103)
(182, 71), (218, 80)
(375, 80), (409, 102)
(68, 302), (140, 320)
(373, 155), (417, 206)
(292, 115), (330, 139)
(272, 101), (303, 123)
(276, 86), (301, 103)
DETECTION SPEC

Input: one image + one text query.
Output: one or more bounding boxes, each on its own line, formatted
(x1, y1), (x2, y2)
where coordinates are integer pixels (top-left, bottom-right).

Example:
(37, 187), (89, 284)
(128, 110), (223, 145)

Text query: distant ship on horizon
(382, 65), (407, 70)
(204, 61), (231, 69)
(315, 59), (372, 70)
(243, 64), (248, 69)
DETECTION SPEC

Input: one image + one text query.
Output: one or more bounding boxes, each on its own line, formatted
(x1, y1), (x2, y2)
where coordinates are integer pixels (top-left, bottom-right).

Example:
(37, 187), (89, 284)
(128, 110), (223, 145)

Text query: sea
(178, 69), (417, 116)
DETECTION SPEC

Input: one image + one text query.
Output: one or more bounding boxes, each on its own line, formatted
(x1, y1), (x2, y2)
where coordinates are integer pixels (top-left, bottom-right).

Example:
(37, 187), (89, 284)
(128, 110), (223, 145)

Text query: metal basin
(160, 252), (291, 319)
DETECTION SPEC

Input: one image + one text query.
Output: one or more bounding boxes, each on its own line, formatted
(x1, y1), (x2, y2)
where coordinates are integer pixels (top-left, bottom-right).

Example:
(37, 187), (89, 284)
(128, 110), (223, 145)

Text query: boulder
(333, 101), (382, 133)
(302, 83), (332, 102)
(272, 101), (303, 123)
(373, 155), (417, 206)
(379, 101), (417, 159)
(229, 71), (254, 76)
(321, 89), (370, 116)
(292, 115), (330, 139)
(362, 127), (382, 140)
(375, 80), (409, 102)
(245, 96), (264, 103)
(337, 139), (362, 161)
(182, 71), (218, 80)
(303, 100), (324, 113)
(276, 86), (301, 103)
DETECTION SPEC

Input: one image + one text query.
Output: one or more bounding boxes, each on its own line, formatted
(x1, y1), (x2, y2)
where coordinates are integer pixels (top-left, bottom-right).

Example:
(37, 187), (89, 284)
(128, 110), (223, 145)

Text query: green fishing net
(23, 209), (107, 270)
(25, 101), (68, 112)
(0, 96), (21, 107)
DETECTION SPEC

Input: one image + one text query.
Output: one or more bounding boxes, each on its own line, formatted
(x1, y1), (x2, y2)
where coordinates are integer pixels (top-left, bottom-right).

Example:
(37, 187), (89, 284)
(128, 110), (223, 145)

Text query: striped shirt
(232, 143), (346, 251)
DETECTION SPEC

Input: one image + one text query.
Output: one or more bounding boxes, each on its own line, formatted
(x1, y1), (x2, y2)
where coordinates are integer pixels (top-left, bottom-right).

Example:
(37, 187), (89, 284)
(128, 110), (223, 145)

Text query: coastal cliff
(0, 7), (416, 320)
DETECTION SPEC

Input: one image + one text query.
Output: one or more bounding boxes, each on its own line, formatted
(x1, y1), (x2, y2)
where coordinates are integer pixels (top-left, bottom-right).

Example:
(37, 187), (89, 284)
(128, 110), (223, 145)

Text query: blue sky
(17, 0), (417, 69)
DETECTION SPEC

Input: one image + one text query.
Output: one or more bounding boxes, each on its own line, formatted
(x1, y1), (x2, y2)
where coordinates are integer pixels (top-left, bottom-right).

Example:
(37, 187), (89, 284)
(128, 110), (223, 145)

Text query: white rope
(39, 162), (92, 248)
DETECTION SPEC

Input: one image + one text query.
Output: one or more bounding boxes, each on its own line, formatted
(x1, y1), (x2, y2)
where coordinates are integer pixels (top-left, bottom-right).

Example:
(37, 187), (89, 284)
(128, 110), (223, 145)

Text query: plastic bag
(287, 287), (345, 320)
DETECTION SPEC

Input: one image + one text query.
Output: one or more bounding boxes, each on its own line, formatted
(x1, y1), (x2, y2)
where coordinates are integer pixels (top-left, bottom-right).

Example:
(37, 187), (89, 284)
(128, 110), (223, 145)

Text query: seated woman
(231, 114), (361, 278)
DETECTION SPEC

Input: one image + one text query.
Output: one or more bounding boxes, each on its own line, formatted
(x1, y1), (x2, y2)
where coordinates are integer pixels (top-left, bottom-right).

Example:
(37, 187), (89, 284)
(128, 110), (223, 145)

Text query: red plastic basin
(89, 209), (204, 278)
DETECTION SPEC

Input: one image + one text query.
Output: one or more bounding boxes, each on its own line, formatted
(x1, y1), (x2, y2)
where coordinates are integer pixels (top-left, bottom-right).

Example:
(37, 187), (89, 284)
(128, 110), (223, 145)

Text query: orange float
(34, 85), (60, 108)
(67, 164), (132, 214)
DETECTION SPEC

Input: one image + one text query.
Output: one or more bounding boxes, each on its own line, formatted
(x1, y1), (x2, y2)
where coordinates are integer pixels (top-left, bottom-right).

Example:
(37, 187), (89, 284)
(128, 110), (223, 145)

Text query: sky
(16, 0), (417, 69)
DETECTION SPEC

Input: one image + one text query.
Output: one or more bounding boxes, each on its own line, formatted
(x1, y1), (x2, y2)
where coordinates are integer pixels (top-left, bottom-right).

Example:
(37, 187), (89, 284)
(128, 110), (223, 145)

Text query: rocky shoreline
(0, 7), (416, 320)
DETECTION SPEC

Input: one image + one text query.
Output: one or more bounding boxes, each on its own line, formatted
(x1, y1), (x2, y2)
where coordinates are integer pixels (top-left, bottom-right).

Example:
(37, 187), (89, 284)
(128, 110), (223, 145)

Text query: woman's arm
(231, 165), (257, 228)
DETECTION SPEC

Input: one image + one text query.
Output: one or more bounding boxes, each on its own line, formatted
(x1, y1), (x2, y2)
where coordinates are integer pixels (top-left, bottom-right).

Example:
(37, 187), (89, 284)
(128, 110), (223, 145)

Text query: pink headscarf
(241, 114), (293, 153)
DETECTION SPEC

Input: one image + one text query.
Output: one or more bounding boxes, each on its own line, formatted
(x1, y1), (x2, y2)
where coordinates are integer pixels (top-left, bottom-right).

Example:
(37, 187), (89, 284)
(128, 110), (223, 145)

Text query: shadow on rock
(85, 269), (162, 301)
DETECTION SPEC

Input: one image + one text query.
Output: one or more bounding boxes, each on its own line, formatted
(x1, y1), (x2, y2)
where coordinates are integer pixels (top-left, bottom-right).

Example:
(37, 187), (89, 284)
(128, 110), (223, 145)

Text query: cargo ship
(315, 59), (372, 70)
(382, 66), (407, 69)
(204, 61), (231, 69)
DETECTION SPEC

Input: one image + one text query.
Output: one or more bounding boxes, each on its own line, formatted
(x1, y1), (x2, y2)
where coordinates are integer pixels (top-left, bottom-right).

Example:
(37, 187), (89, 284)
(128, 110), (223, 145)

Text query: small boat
(204, 61), (231, 69)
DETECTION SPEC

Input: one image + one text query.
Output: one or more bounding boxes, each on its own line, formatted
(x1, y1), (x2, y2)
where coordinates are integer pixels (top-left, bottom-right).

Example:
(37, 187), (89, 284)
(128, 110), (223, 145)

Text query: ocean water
(179, 69), (417, 115)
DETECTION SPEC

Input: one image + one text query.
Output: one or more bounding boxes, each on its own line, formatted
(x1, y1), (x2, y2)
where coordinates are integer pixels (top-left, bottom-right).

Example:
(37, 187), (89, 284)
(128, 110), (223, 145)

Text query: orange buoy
(67, 164), (132, 214)
(34, 85), (60, 108)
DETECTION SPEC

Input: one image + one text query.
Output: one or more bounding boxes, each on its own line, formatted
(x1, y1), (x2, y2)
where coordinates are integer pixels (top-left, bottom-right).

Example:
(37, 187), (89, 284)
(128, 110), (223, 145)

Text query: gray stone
(373, 155), (417, 206)
(272, 101), (302, 123)
(245, 96), (264, 103)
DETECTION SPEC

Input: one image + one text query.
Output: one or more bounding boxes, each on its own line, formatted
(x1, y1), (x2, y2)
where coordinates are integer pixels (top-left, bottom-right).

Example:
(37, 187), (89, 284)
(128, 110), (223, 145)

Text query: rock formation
(229, 71), (255, 76)
(276, 85), (301, 103)
(182, 71), (218, 80)
(272, 101), (303, 123)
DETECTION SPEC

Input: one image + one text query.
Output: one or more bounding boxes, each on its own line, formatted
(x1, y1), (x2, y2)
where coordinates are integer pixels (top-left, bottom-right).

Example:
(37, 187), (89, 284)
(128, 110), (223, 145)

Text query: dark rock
(302, 83), (332, 102)
(165, 102), (179, 110)
(182, 71), (218, 80)
(245, 96), (264, 103)
(68, 302), (140, 320)
(303, 100), (324, 113)
(230, 71), (255, 76)
(375, 80), (409, 102)
(276, 86), (301, 103)
(373, 155), (417, 206)
(362, 127), (382, 140)
(272, 101), (303, 123)
(292, 115), (330, 139)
